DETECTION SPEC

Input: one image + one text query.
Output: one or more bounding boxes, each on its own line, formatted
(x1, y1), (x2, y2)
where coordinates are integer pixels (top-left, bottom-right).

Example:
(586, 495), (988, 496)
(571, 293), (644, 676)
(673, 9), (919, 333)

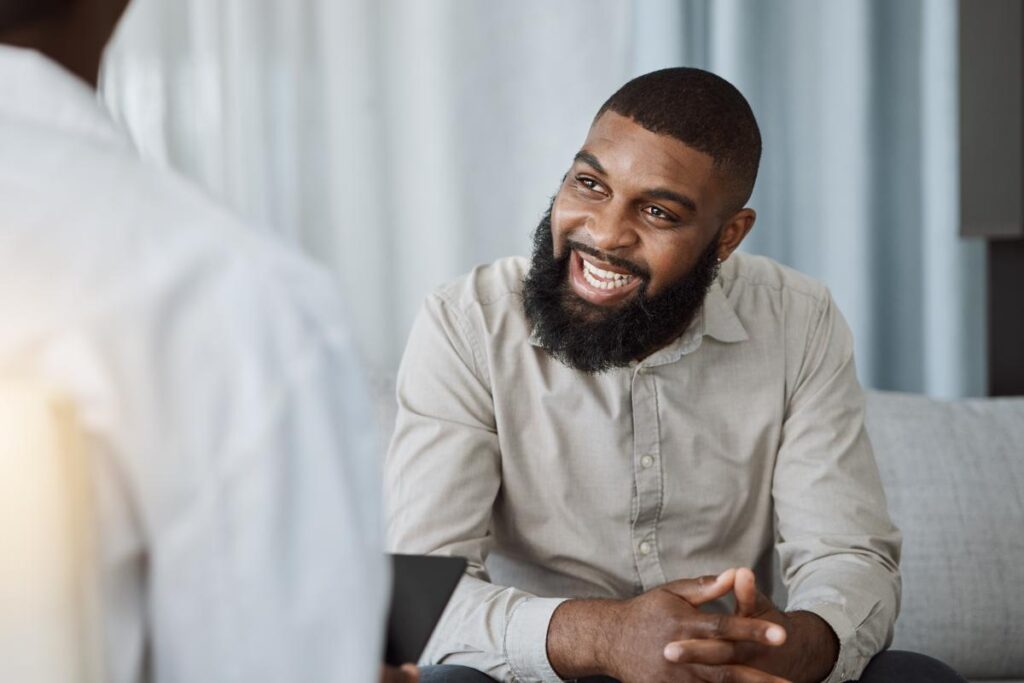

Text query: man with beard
(386, 69), (962, 683)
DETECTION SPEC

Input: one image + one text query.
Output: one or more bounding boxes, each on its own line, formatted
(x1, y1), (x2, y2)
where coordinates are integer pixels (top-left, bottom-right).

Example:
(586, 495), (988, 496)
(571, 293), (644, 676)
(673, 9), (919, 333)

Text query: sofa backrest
(865, 390), (1024, 679)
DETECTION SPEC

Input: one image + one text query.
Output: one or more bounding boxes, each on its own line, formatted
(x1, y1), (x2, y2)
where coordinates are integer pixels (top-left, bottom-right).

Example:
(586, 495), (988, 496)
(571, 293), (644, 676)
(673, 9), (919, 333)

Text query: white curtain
(99, 0), (633, 376)
(101, 0), (985, 397)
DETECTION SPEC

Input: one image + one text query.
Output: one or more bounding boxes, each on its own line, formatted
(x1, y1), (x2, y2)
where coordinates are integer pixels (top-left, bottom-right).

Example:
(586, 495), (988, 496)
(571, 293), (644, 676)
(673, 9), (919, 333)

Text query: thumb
(662, 568), (737, 606)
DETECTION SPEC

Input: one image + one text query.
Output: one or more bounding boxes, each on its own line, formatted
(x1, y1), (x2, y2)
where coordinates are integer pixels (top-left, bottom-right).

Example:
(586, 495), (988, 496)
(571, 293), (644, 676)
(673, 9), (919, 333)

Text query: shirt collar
(0, 46), (127, 149)
(527, 275), (749, 361)
(699, 276), (749, 344)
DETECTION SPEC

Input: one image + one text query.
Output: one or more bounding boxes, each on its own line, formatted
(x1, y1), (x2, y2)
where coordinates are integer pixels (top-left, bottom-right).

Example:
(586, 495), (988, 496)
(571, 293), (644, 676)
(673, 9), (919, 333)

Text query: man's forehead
(579, 112), (717, 192)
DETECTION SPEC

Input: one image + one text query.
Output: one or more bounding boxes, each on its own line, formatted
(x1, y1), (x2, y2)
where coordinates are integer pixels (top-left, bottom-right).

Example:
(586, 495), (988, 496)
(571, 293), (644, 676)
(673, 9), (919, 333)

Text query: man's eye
(646, 205), (675, 221)
(575, 176), (601, 192)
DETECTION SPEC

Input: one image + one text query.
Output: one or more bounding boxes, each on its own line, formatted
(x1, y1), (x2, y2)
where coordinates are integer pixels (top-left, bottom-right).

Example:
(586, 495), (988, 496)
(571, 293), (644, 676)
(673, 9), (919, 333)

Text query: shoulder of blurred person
(0, 43), (364, 462)
(0, 44), (387, 683)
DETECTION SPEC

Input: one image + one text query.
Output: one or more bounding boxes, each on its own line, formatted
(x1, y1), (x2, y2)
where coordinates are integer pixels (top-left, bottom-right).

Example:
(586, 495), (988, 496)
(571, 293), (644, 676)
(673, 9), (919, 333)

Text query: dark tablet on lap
(385, 554), (467, 666)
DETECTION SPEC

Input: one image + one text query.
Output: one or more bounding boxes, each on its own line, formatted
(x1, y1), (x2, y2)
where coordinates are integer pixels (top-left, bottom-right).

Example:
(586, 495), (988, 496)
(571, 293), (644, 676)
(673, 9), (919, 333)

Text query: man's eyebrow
(573, 151), (698, 213)
(573, 151), (606, 175)
(646, 188), (697, 214)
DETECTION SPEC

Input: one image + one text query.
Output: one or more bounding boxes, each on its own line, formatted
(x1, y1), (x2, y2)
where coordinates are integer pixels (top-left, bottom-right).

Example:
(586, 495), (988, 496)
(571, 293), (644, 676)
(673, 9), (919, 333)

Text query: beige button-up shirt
(386, 252), (901, 683)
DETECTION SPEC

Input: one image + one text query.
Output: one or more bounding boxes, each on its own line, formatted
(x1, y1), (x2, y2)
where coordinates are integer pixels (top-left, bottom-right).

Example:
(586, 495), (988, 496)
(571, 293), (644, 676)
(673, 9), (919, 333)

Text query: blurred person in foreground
(0, 1), (414, 681)
(386, 69), (965, 683)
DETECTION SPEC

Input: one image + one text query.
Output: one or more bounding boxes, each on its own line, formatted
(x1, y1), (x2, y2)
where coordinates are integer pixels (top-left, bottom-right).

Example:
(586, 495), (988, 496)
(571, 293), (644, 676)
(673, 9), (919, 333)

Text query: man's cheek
(550, 227), (571, 260)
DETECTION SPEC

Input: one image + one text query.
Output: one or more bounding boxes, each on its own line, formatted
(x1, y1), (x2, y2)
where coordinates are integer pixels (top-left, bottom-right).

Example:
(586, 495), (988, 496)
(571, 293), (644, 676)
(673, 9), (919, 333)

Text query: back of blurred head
(0, 0), (130, 86)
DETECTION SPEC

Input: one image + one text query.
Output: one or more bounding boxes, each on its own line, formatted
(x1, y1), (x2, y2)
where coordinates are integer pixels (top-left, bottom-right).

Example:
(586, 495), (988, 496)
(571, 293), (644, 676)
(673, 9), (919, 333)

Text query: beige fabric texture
(386, 253), (901, 683)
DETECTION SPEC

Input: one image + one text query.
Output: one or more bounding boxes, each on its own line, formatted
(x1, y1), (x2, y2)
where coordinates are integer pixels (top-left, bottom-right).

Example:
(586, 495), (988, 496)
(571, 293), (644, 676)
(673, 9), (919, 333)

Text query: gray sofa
(864, 391), (1024, 682)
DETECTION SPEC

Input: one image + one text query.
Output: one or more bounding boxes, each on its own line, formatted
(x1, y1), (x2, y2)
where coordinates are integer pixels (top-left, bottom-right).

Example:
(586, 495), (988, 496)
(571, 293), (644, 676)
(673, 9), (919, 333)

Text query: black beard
(522, 205), (721, 373)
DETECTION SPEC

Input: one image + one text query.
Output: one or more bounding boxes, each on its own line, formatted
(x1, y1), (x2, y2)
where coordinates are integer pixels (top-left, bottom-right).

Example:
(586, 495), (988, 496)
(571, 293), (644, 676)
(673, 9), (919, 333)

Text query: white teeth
(583, 259), (630, 281)
(582, 259), (634, 290)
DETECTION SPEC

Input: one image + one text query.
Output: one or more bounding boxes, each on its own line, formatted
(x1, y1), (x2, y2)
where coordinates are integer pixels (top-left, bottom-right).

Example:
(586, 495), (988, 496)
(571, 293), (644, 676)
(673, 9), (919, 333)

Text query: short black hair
(0, 0), (72, 32)
(596, 67), (762, 213)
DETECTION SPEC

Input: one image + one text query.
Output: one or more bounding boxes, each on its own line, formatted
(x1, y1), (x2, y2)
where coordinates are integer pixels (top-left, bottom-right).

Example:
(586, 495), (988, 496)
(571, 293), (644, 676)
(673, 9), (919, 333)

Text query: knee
(419, 664), (498, 683)
(859, 650), (966, 683)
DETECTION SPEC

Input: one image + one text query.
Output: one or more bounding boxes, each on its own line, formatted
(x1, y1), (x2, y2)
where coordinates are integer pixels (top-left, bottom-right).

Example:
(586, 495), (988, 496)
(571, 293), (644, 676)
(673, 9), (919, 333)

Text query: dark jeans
(419, 650), (967, 682)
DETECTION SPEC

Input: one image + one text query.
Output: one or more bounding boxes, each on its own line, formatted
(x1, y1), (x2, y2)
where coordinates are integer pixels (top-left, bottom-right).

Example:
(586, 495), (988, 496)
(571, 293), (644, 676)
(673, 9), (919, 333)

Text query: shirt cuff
(795, 602), (864, 683)
(503, 597), (569, 683)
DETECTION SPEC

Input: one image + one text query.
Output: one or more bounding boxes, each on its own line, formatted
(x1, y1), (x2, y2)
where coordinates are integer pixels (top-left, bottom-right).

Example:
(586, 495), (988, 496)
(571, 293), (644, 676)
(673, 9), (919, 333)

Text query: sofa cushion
(865, 391), (1024, 679)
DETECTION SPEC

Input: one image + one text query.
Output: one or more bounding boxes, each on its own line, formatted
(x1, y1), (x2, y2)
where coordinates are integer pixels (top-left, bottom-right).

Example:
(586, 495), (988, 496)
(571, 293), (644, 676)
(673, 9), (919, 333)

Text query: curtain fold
(101, 0), (984, 396)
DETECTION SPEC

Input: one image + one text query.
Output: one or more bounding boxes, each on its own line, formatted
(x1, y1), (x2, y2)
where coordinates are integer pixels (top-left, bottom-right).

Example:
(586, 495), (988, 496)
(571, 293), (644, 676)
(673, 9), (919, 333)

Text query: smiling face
(553, 111), (753, 310)
(521, 111), (757, 372)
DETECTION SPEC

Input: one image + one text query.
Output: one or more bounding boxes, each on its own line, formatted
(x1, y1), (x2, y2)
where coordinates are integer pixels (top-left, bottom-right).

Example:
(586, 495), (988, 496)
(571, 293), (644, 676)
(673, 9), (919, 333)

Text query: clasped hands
(549, 567), (838, 683)
(627, 567), (796, 683)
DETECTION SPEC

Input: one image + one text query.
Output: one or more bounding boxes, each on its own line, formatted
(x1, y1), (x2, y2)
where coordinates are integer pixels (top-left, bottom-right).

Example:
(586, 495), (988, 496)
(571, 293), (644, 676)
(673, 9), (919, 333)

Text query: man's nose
(586, 204), (638, 253)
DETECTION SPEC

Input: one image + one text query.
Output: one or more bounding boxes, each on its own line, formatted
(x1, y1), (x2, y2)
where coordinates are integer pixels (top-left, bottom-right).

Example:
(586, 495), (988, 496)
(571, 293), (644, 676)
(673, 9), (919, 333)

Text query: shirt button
(640, 454), (655, 468)
(638, 541), (652, 556)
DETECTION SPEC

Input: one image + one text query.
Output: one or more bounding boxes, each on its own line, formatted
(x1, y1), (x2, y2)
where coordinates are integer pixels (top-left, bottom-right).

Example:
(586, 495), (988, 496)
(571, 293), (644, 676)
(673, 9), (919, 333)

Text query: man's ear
(717, 208), (756, 262)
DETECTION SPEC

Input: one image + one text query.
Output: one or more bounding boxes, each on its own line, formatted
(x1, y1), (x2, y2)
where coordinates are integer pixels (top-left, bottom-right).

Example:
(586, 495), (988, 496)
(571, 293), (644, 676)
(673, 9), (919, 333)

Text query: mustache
(564, 239), (650, 279)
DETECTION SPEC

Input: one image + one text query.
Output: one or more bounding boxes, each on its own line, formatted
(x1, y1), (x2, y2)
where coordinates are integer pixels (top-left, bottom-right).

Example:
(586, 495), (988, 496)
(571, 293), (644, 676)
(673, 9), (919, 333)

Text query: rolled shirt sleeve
(386, 293), (565, 682)
(504, 597), (569, 683)
(773, 292), (902, 682)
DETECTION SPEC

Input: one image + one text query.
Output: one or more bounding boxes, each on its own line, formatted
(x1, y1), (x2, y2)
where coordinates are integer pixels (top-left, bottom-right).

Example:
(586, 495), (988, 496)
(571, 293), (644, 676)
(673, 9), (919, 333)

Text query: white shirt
(0, 47), (386, 683)
(387, 255), (900, 683)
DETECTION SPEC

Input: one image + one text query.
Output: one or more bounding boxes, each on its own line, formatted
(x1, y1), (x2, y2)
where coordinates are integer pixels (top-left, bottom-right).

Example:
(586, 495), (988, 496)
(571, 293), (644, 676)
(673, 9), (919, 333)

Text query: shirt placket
(630, 365), (667, 591)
